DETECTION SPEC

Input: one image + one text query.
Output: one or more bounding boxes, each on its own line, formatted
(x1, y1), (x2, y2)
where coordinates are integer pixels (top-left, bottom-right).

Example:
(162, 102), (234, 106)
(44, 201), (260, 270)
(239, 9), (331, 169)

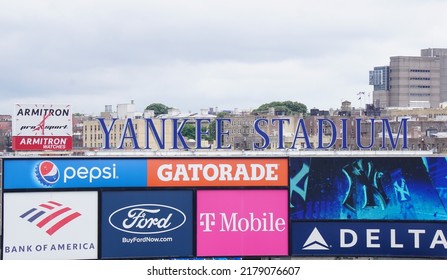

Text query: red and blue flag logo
(19, 200), (81, 236)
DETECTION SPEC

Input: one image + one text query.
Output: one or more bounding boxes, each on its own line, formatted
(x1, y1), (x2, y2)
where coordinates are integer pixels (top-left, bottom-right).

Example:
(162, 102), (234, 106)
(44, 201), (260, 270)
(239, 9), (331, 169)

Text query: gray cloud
(1, 0), (447, 115)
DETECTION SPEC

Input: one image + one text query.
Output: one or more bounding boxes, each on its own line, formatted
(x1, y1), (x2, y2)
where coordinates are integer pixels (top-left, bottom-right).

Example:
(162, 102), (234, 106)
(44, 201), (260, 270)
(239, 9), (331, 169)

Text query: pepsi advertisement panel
(101, 190), (193, 259)
(292, 221), (447, 258)
(290, 157), (447, 221)
(3, 158), (147, 189)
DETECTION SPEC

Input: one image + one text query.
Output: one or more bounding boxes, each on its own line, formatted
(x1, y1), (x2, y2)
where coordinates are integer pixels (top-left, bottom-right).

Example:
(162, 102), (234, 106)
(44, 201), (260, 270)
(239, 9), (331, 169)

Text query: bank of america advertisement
(101, 190), (193, 259)
(12, 103), (73, 151)
(289, 157), (447, 220)
(147, 158), (289, 187)
(2, 191), (98, 260)
(3, 158), (147, 189)
(291, 221), (447, 258)
(197, 189), (288, 257)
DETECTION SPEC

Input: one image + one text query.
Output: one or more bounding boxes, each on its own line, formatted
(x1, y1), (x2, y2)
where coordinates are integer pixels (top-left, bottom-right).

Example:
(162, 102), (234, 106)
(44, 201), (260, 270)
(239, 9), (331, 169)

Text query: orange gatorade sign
(147, 158), (288, 187)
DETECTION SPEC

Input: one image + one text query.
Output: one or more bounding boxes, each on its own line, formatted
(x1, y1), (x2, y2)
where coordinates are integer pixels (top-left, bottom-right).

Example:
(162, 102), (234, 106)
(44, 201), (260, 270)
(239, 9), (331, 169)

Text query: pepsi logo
(35, 161), (60, 186)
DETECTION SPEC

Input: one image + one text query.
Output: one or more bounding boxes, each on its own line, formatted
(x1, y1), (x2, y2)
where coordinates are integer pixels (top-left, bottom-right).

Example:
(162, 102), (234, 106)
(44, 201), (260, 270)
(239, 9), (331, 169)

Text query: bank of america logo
(302, 227), (330, 250)
(20, 201), (82, 236)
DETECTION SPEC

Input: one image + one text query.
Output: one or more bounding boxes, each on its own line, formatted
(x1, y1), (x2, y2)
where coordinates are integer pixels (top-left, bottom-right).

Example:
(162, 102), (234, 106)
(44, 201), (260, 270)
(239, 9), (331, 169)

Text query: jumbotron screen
(289, 157), (447, 221)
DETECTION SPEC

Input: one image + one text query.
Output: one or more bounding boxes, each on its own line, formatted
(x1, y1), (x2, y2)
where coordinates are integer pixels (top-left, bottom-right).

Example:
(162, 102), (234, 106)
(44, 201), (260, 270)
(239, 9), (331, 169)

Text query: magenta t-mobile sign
(196, 189), (289, 257)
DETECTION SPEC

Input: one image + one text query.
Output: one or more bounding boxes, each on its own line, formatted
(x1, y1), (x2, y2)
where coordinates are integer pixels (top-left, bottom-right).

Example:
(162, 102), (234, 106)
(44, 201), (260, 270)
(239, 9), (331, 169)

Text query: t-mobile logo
(199, 213), (216, 232)
(199, 212), (286, 233)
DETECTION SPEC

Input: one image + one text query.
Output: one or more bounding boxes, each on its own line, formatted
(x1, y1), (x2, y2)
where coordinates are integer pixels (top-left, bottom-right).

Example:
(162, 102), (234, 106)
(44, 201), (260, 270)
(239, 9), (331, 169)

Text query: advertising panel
(3, 158), (147, 189)
(289, 157), (447, 221)
(291, 221), (447, 258)
(101, 190), (193, 259)
(12, 103), (73, 151)
(2, 191), (98, 260)
(147, 158), (289, 187)
(196, 189), (288, 257)
(12, 136), (73, 151)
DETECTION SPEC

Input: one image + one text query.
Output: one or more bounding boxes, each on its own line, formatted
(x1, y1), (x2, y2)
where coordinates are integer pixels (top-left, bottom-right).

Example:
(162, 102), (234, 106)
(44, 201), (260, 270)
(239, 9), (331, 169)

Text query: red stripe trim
(36, 207), (71, 228)
(46, 212), (81, 236)
(48, 201), (63, 206)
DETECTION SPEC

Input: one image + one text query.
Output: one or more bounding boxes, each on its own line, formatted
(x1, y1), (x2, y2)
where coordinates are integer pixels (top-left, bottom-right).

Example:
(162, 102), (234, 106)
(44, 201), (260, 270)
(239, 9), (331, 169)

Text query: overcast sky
(1, 0), (447, 116)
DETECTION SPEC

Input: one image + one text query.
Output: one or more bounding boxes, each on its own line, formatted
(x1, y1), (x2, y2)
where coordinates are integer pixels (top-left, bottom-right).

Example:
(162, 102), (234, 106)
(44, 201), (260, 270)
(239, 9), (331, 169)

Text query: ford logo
(109, 204), (186, 234)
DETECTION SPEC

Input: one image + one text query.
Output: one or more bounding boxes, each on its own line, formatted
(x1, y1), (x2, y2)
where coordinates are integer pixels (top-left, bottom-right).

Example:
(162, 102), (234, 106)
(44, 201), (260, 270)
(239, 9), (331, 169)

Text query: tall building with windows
(370, 48), (447, 109)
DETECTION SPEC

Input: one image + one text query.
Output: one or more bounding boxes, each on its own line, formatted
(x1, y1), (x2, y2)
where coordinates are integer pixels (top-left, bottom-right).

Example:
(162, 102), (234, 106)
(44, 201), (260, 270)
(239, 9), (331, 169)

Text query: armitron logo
(20, 200), (81, 236)
(302, 227), (330, 250)
(108, 204), (186, 234)
(35, 161), (60, 186)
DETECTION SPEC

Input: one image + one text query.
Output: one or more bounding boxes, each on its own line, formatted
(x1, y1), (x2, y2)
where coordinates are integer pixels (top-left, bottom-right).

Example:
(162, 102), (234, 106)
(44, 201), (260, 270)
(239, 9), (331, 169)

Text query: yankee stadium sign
(97, 117), (408, 150)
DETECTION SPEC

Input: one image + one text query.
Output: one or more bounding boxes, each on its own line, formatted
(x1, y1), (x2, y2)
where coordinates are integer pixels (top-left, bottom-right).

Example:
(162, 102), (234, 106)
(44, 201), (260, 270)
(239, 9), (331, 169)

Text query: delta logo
(35, 160), (60, 186)
(302, 227), (330, 250)
(298, 225), (447, 253)
(19, 200), (82, 236)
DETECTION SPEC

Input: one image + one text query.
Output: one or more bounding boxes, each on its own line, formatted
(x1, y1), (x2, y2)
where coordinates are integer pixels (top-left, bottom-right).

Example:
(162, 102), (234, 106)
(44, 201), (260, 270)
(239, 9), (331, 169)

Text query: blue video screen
(289, 157), (447, 221)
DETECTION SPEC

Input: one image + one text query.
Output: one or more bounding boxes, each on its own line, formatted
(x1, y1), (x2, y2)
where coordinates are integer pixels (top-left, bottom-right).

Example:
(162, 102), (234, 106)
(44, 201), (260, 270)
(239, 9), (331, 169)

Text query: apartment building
(370, 48), (447, 109)
(83, 113), (177, 150)
(0, 115), (12, 152)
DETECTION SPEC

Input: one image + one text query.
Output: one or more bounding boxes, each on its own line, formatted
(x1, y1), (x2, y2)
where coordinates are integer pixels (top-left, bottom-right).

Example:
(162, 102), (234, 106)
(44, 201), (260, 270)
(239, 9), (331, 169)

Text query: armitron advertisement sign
(12, 103), (73, 151)
(147, 158), (289, 187)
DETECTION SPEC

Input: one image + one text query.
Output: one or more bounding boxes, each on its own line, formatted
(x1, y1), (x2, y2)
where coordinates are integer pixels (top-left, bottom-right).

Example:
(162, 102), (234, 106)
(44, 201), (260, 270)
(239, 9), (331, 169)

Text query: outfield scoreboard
(2, 156), (447, 259)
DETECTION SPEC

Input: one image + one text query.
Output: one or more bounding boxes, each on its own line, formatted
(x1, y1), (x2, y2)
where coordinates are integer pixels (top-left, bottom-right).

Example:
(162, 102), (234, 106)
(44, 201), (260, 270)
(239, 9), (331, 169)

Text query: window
(409, 93), (431, 97)
(410, 77), (430, 80)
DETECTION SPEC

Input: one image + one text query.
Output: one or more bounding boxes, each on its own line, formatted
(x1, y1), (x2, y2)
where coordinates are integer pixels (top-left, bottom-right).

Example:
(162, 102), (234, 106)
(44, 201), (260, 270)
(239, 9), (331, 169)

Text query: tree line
(145, 101), (308, 141)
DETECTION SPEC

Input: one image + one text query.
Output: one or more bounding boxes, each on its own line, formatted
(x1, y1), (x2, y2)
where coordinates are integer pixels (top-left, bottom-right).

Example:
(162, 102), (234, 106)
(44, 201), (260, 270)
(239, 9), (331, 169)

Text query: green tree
(182, 123), (196, 140)
(204, 112), (230, 142)
(204, 120), (216, 141)
(182, 122), (216, 141)
(145, 103), (170, 116)
(252, 101), (307, 116)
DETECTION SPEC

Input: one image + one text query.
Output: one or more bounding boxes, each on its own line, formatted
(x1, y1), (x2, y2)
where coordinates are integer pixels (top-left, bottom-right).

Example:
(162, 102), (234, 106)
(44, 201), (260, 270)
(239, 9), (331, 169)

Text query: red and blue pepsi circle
(35, 161), (60, 186)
